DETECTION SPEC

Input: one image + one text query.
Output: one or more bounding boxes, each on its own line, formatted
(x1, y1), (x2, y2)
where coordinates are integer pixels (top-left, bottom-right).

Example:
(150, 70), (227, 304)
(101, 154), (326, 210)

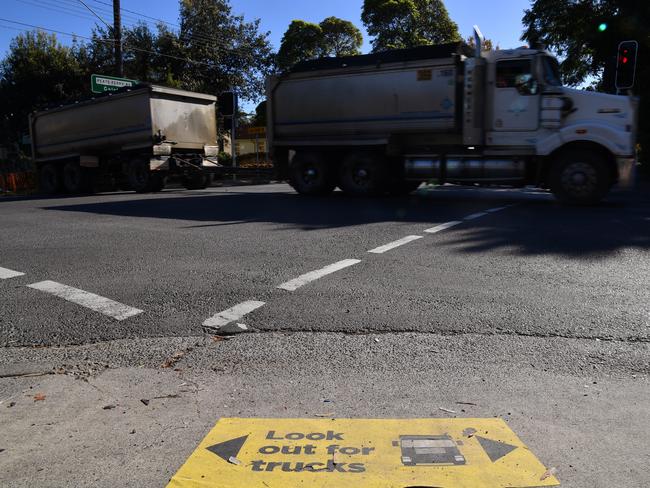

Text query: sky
(0, 0), (533, 110)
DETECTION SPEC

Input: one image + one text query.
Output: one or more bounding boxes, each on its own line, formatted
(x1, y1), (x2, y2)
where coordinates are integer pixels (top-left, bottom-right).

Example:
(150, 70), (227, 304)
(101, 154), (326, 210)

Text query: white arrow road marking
(0, 267), (25, 279)
(277, 259), (362, 291)
(424, 221), (462, 234)
(27, 280), (143, 321)
(368, 235), (424, 254)
(203, 300), (266, 329)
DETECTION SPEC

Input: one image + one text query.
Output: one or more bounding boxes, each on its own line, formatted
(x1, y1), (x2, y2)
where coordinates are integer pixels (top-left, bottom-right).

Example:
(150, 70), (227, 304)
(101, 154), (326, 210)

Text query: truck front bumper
(616, 157), (636, 189)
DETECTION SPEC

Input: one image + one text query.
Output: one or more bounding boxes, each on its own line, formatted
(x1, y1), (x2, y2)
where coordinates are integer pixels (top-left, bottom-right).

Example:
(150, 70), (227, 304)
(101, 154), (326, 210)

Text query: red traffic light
(615, 40), (638, 90)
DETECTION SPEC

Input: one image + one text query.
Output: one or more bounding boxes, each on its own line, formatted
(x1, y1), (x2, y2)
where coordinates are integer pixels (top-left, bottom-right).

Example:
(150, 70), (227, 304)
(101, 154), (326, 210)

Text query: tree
(277, 20), (323, 70)
(413, 0), (460, 44)
(361, 0), (420, 52)
(521, 0), (649, 163)
(362, 0), (460, 52)
(179, 0), (274, 101)
(319, 17), (363, 57)
(0, 31), (87, 144)
(465, 35), (496, 52)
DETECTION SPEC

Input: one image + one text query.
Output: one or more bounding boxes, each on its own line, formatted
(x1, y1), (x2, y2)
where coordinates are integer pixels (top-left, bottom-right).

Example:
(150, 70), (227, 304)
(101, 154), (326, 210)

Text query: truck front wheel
(549, 150), (610, 205)
(288, 151), (336, 195)
(39, 163), (62, 195)
(339, 152), (388, 196)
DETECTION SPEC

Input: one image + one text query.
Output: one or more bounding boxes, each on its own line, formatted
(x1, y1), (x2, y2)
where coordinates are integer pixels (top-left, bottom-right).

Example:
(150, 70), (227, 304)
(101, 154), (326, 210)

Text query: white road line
(486, 205), (514, 213)
(203, 300), (266, 328)
(464, 211), (488, 221)
(277, 259), (361, 291)
(27, 280), (143, 321)
(368, 235), (423, 254)
(424, 221), (462, 234)
(0, 267), (25, 280)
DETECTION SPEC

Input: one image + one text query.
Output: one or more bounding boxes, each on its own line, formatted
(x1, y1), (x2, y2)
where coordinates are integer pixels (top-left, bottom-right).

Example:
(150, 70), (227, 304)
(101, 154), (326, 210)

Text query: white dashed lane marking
(368, 235), (424, 254)
(277, 259), (362, 291)
(0, 266), (25, 279)
(464, 211), (488, 221)
(424, 221), (463, 234)
(203, 300), (266, 329)
(27, 280), (143, 321)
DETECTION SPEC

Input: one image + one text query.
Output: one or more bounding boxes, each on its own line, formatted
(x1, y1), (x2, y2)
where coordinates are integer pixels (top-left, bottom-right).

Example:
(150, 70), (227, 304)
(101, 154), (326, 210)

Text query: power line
(76, 0), (111, 30)
(0, 17), (214, 67)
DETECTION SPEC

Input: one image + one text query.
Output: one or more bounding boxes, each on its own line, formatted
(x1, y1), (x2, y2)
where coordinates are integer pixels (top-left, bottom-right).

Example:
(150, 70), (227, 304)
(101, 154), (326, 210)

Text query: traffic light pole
(113, 0), (123, 77)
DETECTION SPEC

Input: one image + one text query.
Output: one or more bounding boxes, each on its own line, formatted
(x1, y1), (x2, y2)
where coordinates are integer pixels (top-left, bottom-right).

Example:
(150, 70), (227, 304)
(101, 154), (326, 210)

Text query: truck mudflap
(616, 157), (636, 188)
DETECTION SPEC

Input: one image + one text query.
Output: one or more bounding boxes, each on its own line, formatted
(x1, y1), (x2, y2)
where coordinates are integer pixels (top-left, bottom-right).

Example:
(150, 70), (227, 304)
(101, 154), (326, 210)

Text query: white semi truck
(266, 29), (638, 204)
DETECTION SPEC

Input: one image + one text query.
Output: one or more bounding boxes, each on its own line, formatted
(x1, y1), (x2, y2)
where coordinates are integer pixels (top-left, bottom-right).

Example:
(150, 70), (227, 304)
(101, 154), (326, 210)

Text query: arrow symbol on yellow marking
(206, 435), (248, 463)
(476, 436), (517, 463)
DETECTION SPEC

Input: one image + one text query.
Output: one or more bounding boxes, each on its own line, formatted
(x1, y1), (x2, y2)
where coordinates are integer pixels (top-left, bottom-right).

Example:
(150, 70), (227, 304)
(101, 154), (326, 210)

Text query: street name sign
(167, 418), (560, 487)
(90, 74), (138, 94)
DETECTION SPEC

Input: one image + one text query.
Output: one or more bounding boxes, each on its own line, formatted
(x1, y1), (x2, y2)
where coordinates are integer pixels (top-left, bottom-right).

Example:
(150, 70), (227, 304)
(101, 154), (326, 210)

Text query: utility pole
(113, 0), (123, 77)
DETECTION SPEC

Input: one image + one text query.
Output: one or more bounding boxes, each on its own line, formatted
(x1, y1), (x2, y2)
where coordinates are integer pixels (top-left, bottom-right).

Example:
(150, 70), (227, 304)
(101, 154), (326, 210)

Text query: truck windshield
(542, 56), (562, 86)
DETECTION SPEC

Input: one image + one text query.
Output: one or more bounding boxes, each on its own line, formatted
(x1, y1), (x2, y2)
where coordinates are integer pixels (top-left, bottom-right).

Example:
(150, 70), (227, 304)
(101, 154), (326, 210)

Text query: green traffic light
(598, 23), (608, 32)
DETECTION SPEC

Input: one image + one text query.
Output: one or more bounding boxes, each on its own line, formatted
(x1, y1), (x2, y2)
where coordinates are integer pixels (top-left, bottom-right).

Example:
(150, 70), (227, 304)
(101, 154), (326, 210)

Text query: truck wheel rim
(561, 162), (597, 196)
(351, 164), (371, 188)
(301, 166), (319, 185)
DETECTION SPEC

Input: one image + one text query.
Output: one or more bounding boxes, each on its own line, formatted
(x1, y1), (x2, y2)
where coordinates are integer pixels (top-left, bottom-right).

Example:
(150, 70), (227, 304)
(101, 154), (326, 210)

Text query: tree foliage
(319, 17), (363, 57)
(362, 0), (459, 52)
(277, 17), (363, 70)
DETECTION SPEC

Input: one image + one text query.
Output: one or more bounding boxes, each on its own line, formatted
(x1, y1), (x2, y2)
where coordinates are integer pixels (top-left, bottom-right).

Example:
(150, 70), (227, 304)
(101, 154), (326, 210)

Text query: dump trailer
(30, 85), (221, 194)
(267, 32), (638, 204)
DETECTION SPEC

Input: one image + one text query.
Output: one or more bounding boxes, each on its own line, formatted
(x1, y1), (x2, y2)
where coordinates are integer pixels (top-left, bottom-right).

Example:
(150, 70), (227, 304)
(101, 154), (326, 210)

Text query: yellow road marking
(168, 418), (560, 488)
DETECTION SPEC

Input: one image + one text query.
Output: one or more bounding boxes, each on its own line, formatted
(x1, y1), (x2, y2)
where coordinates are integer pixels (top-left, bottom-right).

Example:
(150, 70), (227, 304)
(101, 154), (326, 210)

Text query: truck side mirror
(515, 74), (538, 96)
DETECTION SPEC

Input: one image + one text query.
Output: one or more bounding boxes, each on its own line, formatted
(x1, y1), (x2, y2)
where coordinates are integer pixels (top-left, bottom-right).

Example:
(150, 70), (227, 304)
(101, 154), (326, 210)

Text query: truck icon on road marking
(394, 435), (466, 466)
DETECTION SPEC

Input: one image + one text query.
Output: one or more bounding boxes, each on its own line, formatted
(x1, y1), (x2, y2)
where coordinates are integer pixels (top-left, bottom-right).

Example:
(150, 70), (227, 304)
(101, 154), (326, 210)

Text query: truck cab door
(492, 58), (540, 131)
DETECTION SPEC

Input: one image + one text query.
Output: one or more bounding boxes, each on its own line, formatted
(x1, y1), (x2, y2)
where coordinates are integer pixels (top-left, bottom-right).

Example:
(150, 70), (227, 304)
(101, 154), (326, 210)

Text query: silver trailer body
(268, 45), (467, 147)
(30, 86), (217, 161)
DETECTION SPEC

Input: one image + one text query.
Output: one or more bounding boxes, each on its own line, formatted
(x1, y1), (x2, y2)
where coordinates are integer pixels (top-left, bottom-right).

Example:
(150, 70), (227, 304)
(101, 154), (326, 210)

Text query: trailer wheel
(288, 152), (336, 195)
(149, 173), (166, 192)
(128, 159), (153, 193)
(549, 149), (610, 205)
(339, 152), (388, 196)
(62, 162), (91, 193)
(39, 163), (62, 194)
(389, 179), (423, 196)
(183, 173), (209, 190)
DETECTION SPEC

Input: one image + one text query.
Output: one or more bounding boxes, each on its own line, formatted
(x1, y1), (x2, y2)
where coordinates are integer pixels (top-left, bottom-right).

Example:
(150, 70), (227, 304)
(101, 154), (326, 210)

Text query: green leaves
(277, 17), (363, 71)
(362, 0), (460, 52)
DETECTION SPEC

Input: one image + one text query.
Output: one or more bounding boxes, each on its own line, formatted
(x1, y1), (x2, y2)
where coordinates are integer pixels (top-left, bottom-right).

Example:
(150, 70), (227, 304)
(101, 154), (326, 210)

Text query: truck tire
(39, 163), (62, 194)
(149, 173), (166, 192)
(389, 179), (423, 196)
(128, 159), (153, 193)
(549, 149), (610, 205)
(62, 162), (91, 193)
(288, 151), (336, 195)
(339, 152), (388, 196)
(182, 173), (209, 190)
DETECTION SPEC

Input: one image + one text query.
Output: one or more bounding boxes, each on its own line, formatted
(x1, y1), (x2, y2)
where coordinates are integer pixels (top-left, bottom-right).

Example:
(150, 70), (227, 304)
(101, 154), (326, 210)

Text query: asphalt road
(1, 183), (649, 487)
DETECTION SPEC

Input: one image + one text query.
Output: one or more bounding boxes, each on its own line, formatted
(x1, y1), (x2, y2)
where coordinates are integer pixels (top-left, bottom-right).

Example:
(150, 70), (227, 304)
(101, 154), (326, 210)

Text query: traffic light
(615, 40), (638, 90)
(598, 23), (608, 32)
(219, 91), (237, 117)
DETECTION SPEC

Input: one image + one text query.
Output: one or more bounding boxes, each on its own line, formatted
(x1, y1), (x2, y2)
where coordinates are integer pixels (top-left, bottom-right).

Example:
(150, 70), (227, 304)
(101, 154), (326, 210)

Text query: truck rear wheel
(339, 152), (388, 196)
(550, 150), (610, 205)
(288, 151), (336, 195)
(183, 173), (209, 190)
(39, 163), (62, 195)
(63, 162), (91, 193)
(128, 159), (153, 193)
(149, 173), (166, 192)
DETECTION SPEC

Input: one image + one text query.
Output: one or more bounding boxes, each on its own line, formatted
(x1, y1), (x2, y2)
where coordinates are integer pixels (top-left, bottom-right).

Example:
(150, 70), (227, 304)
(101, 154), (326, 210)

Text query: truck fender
(536, 122), (631, 157)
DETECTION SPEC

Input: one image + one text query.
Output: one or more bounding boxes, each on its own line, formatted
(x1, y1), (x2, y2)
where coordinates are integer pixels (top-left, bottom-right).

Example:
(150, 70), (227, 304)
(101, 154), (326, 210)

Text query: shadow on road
(42, 185), (650, 258)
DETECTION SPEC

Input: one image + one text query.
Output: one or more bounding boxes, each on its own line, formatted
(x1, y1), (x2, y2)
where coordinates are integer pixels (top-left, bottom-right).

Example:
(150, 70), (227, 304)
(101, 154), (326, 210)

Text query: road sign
(90, 74), (137, 94)
(167, 418), (560, 488)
